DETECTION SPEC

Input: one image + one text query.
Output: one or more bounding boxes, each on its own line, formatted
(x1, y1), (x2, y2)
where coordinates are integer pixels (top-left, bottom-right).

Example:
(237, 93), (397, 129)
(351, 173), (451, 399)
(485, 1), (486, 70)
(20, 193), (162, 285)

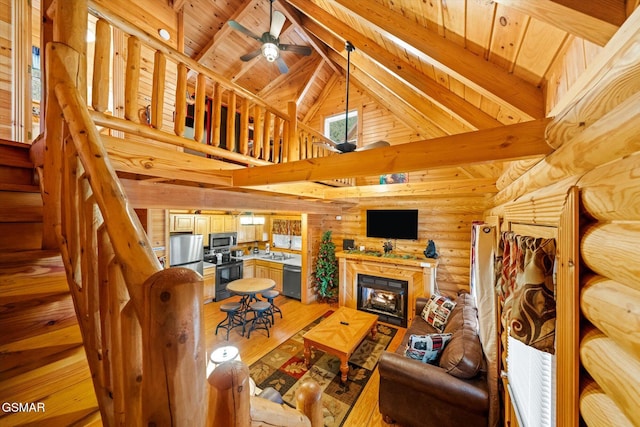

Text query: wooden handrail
(207, 361), (323, 427)
(87, 0), (289, 121)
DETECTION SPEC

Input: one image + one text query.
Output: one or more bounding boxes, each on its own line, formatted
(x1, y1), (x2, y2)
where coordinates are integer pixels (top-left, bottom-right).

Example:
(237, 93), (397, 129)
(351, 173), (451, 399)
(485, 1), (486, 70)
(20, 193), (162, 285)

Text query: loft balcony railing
(34, 0), (323, 425)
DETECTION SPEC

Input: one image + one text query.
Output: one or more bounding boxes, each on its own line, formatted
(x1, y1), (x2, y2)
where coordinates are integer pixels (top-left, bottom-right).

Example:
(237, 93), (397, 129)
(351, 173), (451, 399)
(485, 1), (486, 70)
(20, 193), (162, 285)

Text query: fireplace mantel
(336, 251), (438, 325)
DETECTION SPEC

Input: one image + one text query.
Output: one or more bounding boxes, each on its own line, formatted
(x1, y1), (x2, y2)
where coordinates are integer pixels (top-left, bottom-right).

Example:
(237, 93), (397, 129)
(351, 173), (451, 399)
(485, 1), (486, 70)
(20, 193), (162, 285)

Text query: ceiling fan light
(262, 43), (279, 62)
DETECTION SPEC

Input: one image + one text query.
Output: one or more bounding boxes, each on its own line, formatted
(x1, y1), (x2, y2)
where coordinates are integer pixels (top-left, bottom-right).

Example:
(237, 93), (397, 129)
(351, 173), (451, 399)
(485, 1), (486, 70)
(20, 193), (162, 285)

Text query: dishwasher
(282, 264), (302, 300)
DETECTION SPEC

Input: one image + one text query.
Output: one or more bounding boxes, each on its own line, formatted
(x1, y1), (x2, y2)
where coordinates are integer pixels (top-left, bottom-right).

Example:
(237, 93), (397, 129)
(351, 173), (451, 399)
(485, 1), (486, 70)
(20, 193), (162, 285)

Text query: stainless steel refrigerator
(169, 234), (204, 275)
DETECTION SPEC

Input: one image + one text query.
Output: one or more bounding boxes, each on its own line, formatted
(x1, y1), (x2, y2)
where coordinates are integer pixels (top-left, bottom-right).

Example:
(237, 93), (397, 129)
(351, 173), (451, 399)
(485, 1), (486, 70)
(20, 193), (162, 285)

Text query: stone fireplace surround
(336, 252), (438, 326)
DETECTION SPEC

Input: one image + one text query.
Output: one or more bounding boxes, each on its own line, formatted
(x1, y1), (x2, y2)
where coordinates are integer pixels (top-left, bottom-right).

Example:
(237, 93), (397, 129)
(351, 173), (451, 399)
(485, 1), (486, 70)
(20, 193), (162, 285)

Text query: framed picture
(379, 173), (408, 184)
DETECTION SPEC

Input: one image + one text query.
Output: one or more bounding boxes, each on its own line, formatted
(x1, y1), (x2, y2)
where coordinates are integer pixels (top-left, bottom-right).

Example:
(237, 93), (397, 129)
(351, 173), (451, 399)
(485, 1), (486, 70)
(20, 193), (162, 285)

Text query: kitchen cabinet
(170, 214), (194, 232)
(243, 259), (255, 278)
(255, 260), (283, 293)
(203, 266), (215, 302)
(237, 224), (255, 243)
(194, 215), (210, 241)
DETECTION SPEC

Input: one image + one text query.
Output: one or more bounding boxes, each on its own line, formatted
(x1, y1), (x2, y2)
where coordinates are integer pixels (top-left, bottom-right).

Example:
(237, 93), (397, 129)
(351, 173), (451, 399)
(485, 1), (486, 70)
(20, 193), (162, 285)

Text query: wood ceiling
(135, 0), (629, 201)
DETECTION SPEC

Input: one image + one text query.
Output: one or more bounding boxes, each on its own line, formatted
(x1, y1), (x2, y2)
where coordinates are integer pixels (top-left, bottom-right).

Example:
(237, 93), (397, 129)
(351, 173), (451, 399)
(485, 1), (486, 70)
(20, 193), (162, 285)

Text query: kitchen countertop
(235, 251), (302, 267)
(203, 252), (302, 268)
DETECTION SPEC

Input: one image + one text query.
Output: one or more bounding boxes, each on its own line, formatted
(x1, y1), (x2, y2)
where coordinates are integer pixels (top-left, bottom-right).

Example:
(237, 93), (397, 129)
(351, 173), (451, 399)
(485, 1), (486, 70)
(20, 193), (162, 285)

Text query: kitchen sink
(261, 253), (288, 260)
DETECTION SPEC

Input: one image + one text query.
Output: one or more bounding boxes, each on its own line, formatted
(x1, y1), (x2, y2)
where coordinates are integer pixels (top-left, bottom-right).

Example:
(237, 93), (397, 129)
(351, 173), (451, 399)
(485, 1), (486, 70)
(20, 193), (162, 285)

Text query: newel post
(141, 268), (206, 426)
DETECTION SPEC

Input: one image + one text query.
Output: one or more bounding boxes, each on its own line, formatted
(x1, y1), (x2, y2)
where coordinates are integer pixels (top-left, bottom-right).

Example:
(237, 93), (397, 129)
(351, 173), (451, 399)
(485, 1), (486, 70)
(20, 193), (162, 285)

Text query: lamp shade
(206, 345), (240, 378)
(261, 42), (279, 62)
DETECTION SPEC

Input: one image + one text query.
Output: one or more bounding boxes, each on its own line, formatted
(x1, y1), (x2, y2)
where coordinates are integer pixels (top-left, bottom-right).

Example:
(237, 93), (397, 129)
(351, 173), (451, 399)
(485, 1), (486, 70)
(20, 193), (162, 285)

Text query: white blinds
(507, 335), (556, 427)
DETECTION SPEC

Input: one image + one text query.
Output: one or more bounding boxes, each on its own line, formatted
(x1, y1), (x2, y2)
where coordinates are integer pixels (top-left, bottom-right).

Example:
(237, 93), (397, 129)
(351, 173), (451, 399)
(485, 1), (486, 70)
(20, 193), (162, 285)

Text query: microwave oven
(208, 232), (237, 250)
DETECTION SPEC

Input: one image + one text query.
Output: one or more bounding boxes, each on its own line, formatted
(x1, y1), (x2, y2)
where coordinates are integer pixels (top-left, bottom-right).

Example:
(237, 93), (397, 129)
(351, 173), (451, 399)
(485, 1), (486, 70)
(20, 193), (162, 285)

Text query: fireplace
(357, 274), (408, 327)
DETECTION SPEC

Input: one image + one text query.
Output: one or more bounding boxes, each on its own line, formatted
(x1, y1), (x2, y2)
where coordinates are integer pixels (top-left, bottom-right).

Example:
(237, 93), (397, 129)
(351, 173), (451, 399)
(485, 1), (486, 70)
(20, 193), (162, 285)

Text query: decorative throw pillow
(421, 294), (457, 332)
(405, 333), (453, 364)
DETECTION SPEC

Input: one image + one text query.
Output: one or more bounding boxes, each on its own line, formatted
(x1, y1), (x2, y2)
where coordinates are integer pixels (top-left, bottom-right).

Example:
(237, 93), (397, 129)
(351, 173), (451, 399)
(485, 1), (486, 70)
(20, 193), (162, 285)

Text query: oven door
(215, 261), (244, 301)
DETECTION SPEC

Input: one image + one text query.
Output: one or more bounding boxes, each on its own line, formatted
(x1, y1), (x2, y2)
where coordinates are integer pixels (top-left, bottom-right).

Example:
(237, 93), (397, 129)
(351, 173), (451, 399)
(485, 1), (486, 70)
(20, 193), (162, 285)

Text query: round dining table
(226, 277), (276, 310)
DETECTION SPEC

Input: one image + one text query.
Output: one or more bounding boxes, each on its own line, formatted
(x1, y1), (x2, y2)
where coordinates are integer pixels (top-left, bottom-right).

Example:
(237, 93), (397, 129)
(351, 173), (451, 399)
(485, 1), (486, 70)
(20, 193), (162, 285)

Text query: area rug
(249, 311), (397, 426)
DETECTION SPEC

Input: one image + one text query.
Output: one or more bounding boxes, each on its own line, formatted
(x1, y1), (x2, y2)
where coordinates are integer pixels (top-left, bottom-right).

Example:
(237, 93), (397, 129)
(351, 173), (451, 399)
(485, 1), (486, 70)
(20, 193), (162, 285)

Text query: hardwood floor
(204, 295), (406, 427)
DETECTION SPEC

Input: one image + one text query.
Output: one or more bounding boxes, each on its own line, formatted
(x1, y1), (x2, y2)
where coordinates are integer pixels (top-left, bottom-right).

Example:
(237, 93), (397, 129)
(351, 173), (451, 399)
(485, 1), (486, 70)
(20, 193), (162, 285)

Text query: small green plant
(314, 231), (338, 301)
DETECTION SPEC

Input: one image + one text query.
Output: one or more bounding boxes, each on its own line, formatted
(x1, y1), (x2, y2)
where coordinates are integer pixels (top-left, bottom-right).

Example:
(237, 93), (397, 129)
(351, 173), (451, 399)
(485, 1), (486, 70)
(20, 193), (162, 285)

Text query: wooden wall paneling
(488, 4), (529, 71)
(327, 195), (489, 293)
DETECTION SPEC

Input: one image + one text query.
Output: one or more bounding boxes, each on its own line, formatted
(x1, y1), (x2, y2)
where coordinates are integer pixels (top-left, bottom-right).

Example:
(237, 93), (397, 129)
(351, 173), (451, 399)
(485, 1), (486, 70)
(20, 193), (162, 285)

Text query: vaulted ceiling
(121, 0), (630, 204)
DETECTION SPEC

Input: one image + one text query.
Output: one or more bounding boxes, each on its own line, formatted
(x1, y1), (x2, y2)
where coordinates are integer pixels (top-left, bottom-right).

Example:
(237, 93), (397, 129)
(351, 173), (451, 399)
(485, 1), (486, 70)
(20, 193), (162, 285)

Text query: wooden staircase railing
(83, 0), (336, 167)
(37, 1), (324, 425)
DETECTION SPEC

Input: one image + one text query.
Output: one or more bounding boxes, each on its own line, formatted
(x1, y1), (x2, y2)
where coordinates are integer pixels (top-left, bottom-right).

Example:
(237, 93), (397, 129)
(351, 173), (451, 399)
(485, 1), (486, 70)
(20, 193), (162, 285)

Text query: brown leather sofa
(378, 292), (489, 427)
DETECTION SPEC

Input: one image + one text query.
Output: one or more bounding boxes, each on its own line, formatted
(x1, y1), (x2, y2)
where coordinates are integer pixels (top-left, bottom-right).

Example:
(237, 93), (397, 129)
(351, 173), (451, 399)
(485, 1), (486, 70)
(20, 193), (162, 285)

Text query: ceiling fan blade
(276, 57), (289, 73)
(270, 10), (286, 39)
(279, 44), (312, 56)
(240, 49), (262, 62)
(228, 20), (261, 41)
(355, 140), (391, 151)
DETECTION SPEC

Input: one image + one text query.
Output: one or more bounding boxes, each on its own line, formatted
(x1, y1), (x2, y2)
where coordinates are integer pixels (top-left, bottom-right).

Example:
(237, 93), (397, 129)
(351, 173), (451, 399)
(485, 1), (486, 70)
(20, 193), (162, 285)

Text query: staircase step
(0, 222), (42, 251)
(0, 252), (67, 300)
(0, 192), (43, 222)
(0, 250), (100, 425)
(0, 347), (99, 426)
(0, 182), (40, 193)
(0, 139), (32, 168)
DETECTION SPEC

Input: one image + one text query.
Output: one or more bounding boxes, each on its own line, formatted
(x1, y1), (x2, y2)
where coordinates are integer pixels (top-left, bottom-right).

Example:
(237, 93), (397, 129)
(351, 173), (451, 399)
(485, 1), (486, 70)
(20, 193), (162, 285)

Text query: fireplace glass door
(357, 274), (408, 327)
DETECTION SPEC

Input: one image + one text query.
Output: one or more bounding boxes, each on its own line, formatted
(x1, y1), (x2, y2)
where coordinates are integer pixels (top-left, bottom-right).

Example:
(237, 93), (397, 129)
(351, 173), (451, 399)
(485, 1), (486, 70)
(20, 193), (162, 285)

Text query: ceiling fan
(314, 42), (391, 154)
(228, 0), (312, 73)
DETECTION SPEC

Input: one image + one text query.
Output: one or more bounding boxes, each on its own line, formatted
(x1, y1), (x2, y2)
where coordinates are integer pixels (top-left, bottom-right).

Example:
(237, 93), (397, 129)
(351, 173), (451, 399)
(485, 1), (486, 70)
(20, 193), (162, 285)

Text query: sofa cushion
(421, 294), (457, 332)
(439, 296), (484, 379)
(405, 333), (453, 364)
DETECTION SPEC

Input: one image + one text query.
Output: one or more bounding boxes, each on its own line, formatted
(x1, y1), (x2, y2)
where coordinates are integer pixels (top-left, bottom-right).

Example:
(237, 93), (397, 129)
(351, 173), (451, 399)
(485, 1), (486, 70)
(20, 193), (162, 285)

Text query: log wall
(325, 195), (492, 295)
(488, 10), (640, 425)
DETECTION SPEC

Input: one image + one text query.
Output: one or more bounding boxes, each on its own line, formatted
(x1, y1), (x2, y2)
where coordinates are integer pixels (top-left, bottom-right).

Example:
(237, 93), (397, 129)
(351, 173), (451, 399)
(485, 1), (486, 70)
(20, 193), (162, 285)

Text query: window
(324, 110), (357, 144)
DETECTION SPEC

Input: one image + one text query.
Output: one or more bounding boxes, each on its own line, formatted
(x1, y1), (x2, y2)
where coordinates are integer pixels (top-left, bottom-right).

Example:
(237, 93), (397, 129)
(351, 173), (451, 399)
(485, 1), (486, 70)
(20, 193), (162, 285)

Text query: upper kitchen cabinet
(194, 215), (210, 240)
(169, 214), (194, 233)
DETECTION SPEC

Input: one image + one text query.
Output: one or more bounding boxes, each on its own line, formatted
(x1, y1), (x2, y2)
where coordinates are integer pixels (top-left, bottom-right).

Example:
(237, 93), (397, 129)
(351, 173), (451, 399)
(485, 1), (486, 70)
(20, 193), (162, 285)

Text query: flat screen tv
(366, 209), (419, 240)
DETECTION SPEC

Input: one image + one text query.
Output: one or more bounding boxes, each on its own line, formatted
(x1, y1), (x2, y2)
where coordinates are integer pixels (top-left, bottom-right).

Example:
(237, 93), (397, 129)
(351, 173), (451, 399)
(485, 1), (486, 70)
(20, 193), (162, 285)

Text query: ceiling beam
(322, 179), (498, 199)
(121, 179), (348, 215)
(302, 72), (340, 123)
(325, 0), (544, 120)
(296, 58), (327, 107)
(276, 0), (340, 74)
(301, 22), (446, 136)
(287, 0), (502, 131)
(493, 0), (620, 46)
(327, 50), (469, 136)
(232, 118), (553, 186)
(102, 135), (235, 186)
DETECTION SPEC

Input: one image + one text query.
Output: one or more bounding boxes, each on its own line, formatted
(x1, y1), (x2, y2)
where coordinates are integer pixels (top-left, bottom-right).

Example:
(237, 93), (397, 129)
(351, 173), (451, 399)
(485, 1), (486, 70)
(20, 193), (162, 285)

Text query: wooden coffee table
(303, 306), (378, 383)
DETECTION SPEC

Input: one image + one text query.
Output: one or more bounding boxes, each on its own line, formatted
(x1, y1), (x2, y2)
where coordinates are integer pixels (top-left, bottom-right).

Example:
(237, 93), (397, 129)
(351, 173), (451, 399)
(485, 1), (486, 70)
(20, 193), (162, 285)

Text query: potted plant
(314, 231), (338, 303)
